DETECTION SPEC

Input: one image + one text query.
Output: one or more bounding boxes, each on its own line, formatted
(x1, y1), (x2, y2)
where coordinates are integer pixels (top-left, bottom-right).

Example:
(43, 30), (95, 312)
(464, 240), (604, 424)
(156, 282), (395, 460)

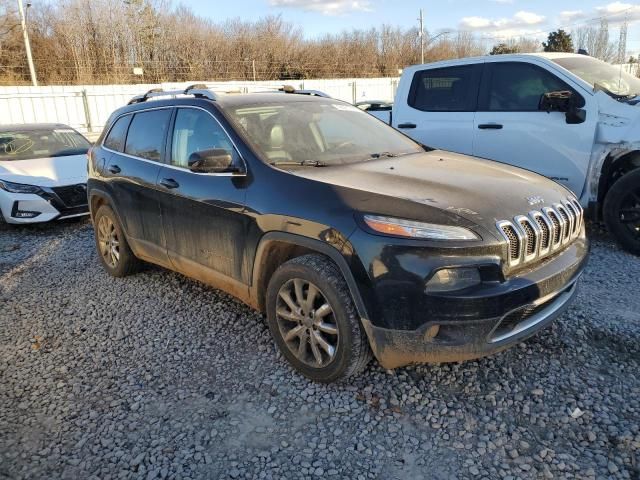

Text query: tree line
(0, 0), (632, 86)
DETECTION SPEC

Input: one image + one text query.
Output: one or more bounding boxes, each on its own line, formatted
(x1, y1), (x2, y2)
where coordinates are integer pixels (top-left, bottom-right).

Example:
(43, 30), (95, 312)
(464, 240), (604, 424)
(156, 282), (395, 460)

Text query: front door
(472, 61), (598, 197)
(156, 107), (250, 289)
(392, 63), (482, 154)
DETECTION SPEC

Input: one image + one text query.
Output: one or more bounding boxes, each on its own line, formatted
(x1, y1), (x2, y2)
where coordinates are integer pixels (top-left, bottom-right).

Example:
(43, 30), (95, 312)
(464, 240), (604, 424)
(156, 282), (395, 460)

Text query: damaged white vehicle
(390, 53), (640, 254)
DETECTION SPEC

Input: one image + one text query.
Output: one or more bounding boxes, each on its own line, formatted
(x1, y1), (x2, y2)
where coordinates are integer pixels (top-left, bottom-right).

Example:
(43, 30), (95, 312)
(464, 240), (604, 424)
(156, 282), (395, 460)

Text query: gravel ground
(0, 219), (639, 480)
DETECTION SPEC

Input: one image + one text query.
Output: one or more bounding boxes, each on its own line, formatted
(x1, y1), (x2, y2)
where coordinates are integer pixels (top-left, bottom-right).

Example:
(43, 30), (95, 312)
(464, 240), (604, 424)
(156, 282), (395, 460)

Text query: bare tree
(572, 20), (618, 62)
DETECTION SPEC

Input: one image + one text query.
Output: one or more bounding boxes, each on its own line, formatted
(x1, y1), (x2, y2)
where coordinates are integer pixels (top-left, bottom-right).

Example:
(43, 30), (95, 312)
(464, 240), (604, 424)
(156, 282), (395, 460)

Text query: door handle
(397, 122), (417, 129)
(478, 123), (503, 130)
(108, 165), (121, 174)
(159, 178), (179, 189)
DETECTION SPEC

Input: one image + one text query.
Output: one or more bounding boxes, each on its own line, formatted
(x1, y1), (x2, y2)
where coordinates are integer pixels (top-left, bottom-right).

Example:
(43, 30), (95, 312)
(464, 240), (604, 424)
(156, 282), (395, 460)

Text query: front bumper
(357, 234), (588, 369)
(0, 186), (89, 224)
(362, 278), (579, 369)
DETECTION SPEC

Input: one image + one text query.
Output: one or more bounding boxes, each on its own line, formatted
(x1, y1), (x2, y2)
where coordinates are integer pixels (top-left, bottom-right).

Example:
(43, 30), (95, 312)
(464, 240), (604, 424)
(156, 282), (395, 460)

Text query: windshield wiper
(369, 151), (399, 158)
(594, 82), (635, 101)
(269, 159), (327, 167)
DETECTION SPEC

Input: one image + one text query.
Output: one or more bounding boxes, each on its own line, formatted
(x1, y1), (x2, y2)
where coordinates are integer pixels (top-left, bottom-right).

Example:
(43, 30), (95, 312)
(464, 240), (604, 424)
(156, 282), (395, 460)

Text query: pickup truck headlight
(426, 267), (481, 292)
(363, 215), (479, 241)
(0, 179), (42, 194)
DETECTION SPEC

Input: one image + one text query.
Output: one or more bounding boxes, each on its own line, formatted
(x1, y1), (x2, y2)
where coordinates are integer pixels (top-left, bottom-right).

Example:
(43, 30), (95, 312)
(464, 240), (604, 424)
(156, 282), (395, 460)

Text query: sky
(178, 0), (640, 56)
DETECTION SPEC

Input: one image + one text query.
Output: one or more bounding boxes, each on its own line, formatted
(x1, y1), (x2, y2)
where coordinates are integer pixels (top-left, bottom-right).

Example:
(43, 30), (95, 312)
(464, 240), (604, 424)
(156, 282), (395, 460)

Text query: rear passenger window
(483, 62), (582, 111)
(104, 115), (131, 152)
(124, 109), (172, 161)
(409, 65), (478, 112)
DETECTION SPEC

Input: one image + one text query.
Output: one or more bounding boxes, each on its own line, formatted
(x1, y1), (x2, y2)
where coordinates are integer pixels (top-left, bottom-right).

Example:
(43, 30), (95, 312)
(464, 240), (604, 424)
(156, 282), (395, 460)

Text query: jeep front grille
(496, 198), (583, 268)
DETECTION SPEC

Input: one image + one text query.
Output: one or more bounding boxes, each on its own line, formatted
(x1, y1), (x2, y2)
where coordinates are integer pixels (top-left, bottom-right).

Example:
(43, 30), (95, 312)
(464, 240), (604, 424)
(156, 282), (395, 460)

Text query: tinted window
(484, 62), (579, 111)
(124, 109), (172, 161)
(410, 65), (478, 112)
(104, 115), (131, 152)
(171, 108), (238, 169)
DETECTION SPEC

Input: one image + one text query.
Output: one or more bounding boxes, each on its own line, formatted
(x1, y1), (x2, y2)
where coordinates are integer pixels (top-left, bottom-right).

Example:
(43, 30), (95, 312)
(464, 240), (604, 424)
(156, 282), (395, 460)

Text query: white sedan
(0, 124), (90, 224)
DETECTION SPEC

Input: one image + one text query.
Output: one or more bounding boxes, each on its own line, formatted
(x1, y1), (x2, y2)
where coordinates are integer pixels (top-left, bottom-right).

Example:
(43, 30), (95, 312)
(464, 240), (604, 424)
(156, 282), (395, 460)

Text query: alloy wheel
(619, 188), (640, 239)
(97, 215), (120, 268)
(275, 278), (339, 368)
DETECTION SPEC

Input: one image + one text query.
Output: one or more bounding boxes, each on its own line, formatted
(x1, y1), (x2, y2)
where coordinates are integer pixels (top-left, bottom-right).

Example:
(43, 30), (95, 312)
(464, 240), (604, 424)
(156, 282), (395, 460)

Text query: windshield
(227, 100), (422, 166)
(553, 56), (640, 98)
(0, 127), (90, 162)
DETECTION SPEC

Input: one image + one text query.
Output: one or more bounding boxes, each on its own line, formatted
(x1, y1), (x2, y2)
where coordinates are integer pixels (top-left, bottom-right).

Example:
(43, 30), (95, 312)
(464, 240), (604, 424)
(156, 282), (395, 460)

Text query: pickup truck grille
(496, 198), (583, 268)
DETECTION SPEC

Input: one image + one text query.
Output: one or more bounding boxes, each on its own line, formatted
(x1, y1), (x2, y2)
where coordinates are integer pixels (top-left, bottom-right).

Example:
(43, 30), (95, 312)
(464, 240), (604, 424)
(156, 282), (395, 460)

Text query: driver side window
(171, 108), (238, 169)
(483, 62), (582, 112)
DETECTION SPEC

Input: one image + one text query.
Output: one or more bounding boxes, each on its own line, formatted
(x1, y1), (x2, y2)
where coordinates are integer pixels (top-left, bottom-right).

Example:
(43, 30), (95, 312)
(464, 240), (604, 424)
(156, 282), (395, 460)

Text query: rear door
(392, 63), (482, 154)
(103, 108), (172, 262)
(472, 60), (597, 196)
(156, 106), (250, 286)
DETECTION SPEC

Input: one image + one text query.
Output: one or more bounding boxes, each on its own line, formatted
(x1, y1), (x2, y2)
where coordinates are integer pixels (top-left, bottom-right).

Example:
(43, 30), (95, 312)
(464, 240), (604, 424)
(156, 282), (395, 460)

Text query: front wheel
(603, 168), (640, 255)
(265, 254), (371, 383)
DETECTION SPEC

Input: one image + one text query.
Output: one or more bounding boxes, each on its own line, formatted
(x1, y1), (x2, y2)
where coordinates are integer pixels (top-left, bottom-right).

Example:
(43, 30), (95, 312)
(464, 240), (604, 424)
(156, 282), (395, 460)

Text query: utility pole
(252, 59), (256, 82)
(17, 0), (37, 86)
(418, 9), (424, 65)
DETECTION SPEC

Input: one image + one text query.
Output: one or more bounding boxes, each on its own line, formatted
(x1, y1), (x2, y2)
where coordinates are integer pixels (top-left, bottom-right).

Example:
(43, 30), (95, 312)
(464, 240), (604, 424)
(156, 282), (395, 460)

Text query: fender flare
(250, 231), (370, 322)
(88, 187), (129, 237)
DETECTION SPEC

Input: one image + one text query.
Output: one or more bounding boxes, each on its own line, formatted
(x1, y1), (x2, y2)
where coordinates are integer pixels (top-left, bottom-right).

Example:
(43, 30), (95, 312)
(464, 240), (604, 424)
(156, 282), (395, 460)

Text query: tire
(603, 168), (640, 255)
(265, 254), (371, 383)
(93, 205), (142, 277)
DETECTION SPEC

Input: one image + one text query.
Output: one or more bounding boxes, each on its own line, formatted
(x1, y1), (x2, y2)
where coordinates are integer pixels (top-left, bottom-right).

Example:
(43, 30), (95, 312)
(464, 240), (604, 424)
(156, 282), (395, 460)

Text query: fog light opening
(425, 267), (481, 293)
(14, 210), (41, 219)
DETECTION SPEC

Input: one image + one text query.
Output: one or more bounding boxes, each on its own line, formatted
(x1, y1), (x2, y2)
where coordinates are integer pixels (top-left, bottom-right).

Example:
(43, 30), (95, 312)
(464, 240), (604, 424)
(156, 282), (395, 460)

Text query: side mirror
(188, 148), (236, 173)
(539, 90), (586, 125)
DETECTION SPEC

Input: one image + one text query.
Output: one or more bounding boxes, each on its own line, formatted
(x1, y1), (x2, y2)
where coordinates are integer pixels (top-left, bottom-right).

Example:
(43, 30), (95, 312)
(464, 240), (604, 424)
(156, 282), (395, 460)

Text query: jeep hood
(0, 154), (87, 187)
(292, 151), (575, 235)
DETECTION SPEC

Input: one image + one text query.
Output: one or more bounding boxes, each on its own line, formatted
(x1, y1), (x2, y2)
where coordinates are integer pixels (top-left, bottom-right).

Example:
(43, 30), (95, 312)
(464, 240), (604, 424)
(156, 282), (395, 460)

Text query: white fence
(0, 78), (399, 139)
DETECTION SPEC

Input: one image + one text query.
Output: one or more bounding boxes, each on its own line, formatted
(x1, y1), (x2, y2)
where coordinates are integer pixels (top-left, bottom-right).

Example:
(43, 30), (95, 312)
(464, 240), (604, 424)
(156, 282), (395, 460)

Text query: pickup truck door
(392, 63), (482, 154)
(472, 60), (598, 197)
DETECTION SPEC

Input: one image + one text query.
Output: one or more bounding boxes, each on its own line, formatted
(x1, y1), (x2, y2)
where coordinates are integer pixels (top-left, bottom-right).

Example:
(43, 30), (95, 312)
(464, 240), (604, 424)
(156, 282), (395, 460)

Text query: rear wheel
(603, 168), (640, 255)
(266, 254), (371, 382)
(94, 205), (141, 276)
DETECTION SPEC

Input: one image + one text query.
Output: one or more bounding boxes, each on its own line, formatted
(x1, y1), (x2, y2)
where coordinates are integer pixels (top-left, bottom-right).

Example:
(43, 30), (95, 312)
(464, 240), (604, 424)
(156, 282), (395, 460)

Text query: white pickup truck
(379, 53), (640, 254)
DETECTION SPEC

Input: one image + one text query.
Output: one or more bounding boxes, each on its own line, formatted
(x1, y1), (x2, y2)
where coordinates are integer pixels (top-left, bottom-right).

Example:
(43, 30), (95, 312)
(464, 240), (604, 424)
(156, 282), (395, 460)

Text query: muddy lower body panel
(362, 279), (579, 369)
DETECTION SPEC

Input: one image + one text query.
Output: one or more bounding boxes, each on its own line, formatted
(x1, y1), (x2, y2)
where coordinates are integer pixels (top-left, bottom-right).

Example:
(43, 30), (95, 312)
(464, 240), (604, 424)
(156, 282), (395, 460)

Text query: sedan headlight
(0, 179), (42, 194)
(363, 215), (479, 241)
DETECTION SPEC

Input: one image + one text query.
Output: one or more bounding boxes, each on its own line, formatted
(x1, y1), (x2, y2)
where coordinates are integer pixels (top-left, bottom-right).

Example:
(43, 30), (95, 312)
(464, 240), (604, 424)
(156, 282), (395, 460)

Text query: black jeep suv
(87, 85), (589, 382)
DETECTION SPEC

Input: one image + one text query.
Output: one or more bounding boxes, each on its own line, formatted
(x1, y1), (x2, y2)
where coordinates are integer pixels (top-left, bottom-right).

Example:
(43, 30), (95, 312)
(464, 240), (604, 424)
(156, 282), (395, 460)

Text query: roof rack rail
(278, 85), (331, 98)
(127, 84), (218, 105)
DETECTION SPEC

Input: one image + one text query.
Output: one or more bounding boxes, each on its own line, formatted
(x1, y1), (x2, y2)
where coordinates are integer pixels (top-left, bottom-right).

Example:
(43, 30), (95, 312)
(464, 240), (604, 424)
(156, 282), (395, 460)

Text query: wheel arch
(250, 232), (370, 322)
(598, 150), (640, 209)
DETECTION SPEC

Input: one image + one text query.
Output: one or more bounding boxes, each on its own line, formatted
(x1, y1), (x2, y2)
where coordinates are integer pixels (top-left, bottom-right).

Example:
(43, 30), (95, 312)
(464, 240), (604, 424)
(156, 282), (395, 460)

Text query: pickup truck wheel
(266, 254), (371, 383)
(603, 168), (640, 255)
(93, 205), (142, 277)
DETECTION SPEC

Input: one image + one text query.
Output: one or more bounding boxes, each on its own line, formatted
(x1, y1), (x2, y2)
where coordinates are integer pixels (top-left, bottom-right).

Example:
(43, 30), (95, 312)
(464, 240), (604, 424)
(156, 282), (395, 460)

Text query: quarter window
(483, 62), (582, 111)
(124, 109), (172, 161)
(104, 115), (131, 152)
(409, 65), (479, 112)
(170, 108), (237, 169)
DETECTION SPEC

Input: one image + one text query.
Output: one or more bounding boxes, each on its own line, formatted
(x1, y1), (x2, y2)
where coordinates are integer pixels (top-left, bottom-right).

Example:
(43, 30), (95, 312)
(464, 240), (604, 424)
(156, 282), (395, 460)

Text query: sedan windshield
(227, 100), (423, 167)
(0, 127), (90, 162)
(553, 56), (640, 98)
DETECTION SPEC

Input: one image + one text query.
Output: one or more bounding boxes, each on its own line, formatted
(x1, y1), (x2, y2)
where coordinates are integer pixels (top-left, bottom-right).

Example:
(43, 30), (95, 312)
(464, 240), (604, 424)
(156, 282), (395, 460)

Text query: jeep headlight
(363, 215), (479, 241)
(0, 179), (42, 194)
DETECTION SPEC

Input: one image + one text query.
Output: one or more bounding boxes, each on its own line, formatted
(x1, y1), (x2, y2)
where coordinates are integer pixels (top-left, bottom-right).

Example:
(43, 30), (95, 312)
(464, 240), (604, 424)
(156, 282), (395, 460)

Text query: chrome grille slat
(497, 198), (583, 268)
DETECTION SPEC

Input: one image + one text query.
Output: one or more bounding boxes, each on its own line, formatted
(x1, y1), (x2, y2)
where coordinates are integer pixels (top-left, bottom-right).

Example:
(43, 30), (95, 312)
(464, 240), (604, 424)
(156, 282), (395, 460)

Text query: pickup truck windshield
(227, 101), (422, 166)
(553, 56), (640, 98)
(0, 128), (90, 162)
